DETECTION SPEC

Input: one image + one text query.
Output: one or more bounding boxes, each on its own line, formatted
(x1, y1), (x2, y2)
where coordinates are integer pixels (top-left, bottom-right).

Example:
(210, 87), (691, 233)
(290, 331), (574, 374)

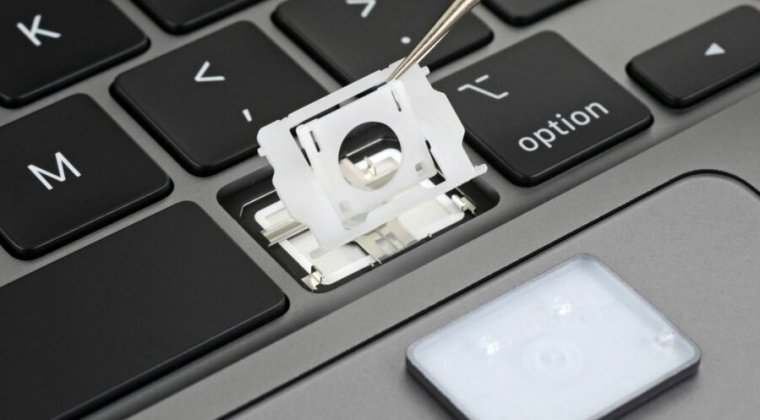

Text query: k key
(0, 0), (148, 108)
(0, 95), (171, 259)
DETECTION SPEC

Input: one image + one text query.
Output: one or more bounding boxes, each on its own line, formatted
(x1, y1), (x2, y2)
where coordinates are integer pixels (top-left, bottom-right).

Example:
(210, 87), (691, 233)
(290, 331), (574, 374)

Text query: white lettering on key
(457, 75), (509, 100)
(194, 61), (226, 83)
(346, 0), (377, 18)
(17, 15), (61, 47)
(28, 152), (82, 191)
(517, 102), (611, 152)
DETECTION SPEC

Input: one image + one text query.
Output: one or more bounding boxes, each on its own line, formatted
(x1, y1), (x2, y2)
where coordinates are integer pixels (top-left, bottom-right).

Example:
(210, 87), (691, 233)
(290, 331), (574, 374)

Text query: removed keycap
(408, 256), (700, 420)
(436, 32), (652, 186)
(628, 6), (760, 108)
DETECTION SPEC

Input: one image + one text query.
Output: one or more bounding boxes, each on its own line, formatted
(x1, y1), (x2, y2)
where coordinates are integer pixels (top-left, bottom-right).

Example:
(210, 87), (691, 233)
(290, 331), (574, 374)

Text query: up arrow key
(194, 61), (226, 83)
(705, 43), (726, 57)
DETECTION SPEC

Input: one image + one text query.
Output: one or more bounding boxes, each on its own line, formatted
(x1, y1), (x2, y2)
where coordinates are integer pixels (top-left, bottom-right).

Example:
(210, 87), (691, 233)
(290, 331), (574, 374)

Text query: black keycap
(274, 0), (493, 84)
(627, 6), (760, 109)
(0, 0), (148, 108)
(484, 0), (582, 26)
(0, 95), (171, 259)
(113, 22), (326, 176)
(134, 0), (262, 34)
(0, 202), (288, 420)
(436, 32), (652, 186)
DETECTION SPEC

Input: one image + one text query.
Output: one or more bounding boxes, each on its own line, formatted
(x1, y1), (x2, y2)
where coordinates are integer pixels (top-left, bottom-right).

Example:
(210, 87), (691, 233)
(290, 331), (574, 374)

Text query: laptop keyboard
(1, 0), (760, 419)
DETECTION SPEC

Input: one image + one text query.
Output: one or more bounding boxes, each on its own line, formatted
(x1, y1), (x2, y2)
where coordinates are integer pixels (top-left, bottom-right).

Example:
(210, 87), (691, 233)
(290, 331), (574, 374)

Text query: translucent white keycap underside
(407, 255), (700, 420)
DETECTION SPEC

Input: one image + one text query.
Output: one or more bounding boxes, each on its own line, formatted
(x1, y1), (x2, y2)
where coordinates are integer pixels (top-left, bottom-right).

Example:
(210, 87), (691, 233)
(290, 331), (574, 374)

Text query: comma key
(435, 32), (653, 186)
(112, 22), (326, 176)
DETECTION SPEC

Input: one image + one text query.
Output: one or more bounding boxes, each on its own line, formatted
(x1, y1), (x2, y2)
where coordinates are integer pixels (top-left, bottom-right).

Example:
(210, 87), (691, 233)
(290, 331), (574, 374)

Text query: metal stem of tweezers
(387, 0), (481, 82)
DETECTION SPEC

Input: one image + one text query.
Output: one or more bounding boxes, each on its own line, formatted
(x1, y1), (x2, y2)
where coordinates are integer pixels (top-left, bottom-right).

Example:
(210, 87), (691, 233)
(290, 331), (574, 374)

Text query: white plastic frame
(258, 62), (486, 257)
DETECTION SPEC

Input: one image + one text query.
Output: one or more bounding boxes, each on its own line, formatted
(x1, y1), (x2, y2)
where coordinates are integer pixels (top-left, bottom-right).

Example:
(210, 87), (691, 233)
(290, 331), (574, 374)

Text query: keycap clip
(258, 62), (486, 257)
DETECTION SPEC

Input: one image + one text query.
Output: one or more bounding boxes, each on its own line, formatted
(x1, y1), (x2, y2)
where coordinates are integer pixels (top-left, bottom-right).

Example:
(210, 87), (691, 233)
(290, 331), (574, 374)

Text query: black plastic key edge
(110, 79), (218, 176)
(112, 77), (260, 176)
(483, 0), (583, 26)
(0, 95), (174, 259)
(133, 0), (262, 34)
(272, 6), (358, 85)
(627, 6), (760, 109)
(0, 29), (149, 109)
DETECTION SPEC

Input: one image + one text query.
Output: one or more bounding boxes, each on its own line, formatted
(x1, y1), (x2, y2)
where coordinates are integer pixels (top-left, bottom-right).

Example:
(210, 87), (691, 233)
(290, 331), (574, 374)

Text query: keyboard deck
(1, 0), (760, 419)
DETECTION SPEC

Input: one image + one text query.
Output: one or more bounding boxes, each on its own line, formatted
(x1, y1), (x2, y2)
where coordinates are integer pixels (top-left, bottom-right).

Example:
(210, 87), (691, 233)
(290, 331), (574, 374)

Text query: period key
(628, 6), (760, 108)
(435, 32), (652, 186)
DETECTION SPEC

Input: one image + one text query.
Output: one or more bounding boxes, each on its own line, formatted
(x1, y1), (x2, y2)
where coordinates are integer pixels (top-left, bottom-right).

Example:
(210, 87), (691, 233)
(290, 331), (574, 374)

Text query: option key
(436, 32), (652, 186)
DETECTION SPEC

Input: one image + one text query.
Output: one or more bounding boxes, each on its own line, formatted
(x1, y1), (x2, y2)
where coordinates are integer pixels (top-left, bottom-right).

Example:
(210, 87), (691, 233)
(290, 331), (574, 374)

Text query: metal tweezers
(387, 0), (481, 81)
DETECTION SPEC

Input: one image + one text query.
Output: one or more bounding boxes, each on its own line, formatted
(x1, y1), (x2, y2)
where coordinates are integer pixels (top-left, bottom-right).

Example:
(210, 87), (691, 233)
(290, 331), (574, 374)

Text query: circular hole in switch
(339, 122), (401, 191)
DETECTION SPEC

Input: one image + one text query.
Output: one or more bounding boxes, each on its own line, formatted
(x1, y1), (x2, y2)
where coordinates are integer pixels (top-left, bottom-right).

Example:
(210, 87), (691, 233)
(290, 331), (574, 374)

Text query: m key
(628, 6), (760, 108)
(435, 32), (652, 186)
(0, 0), (149, 108)
(0, 95), (172, 259)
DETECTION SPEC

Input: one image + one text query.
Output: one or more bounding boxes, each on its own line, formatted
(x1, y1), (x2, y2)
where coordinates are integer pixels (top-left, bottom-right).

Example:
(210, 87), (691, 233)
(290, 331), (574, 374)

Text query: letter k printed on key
(17, 15), (61, 47)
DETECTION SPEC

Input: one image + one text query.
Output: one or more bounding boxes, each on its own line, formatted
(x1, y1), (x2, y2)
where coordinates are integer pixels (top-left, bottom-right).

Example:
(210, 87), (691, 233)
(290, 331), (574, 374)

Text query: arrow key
(113, 23), (326, 175)
(628, 6), (760, 108)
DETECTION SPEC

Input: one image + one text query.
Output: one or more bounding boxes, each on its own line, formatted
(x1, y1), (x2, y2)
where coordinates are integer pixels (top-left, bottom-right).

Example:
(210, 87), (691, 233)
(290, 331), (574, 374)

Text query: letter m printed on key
(17, 15), (61, 47)
(28, 152), (81, 191)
